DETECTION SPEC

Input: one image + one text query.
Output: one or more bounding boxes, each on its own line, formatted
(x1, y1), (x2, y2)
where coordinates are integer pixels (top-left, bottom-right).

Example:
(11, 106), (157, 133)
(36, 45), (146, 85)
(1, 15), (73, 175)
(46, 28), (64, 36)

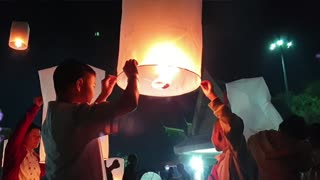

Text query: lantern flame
(14, 38), (23, 48)
(143, 42), (192, 89)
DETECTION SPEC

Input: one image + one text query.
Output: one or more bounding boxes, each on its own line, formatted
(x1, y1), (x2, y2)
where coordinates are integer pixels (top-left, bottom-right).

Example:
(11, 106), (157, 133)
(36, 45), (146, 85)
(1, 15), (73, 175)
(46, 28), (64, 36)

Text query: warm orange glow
(143, 42), (192, 89)
(8, 21), (30, 50)
(117, 0), (202, 97)
(143, 42), (194, 70)
(14, 38), (24, 48)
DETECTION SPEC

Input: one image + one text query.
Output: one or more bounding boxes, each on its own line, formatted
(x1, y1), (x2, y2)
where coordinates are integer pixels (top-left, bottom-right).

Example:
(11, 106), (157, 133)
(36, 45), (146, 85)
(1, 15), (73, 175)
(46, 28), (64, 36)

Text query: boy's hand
(101, 75), (117, 97)
(110, 159), (120, 169)
(123, 59), (138, 79)
(34, 96), (43, 107)
(200, 80), (217, 101)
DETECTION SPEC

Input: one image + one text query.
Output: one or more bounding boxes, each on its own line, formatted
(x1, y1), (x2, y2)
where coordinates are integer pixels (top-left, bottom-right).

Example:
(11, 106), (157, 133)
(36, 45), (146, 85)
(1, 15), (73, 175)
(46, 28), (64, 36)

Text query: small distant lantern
(117, 0), (203, 97)
(8, 21), (30, 50)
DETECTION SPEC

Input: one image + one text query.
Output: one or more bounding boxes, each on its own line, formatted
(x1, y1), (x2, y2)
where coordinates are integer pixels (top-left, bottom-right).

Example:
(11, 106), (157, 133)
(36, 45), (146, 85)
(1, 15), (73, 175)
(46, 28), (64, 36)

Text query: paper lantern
(140, 172), (162, 180)
(117, 0), (202, 97)
(226, 77), (283, 139)
(38, 65), (108, 163)
(98, 135), (109, 160)
(8, 21), (30, 50)
(106, 157), (124, 180)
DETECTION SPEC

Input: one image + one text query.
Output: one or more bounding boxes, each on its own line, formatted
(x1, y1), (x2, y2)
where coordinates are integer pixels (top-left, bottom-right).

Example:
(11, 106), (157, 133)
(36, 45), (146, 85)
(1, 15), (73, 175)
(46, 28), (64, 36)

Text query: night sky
(0, 0), (319, 170)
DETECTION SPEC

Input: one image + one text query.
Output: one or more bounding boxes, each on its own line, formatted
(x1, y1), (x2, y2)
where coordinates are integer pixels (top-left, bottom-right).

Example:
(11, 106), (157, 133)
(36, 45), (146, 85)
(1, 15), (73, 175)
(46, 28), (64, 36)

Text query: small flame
(14, 39), (23, 48)
(143, 42), (191, 89)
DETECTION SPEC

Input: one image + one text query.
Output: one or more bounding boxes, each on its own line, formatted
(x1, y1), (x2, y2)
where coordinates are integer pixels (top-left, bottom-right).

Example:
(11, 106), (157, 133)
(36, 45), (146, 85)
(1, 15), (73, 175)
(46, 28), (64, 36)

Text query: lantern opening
(14, 39), (23, 48)
(152, 80), (170, 89)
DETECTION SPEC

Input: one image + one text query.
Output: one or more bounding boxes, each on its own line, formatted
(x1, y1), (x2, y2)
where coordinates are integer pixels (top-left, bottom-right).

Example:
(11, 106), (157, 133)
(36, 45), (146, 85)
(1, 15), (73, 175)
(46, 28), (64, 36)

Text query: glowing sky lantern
(8, 21), (30, 50)
(117, 0), (203, 97)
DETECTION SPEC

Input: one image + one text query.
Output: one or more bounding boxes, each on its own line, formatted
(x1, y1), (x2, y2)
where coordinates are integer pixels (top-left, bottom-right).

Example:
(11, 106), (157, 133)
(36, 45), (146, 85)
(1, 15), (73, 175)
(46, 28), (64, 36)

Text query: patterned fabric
(19, 150), (41, 180)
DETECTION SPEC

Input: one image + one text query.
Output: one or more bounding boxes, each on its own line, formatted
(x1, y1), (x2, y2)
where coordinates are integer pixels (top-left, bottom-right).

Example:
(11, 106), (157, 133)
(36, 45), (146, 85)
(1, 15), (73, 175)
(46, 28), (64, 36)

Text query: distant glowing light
(276, 40), (284, 46)
(165, 165), (170, 171)
(270, 43), (276, 51)
(190, 156), (203, 171)
(14, 39), (23, 48)
(287, 42), (292, 48)
(191, 148), (218, 154)
(94, 32), (100, 37)
(0, 109), (3, 121)
(190, 156), (203, 180)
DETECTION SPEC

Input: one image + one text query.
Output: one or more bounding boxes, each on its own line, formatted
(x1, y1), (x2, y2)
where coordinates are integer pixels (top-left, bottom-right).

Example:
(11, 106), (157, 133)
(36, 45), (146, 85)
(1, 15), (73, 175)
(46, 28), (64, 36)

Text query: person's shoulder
(48, 101), (88, 109)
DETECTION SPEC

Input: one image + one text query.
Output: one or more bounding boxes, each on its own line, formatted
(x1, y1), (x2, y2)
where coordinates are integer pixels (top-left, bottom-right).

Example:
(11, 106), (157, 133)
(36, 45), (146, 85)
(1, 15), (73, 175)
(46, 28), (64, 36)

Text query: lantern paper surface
(38, 65), (109, 163)
(2, 139), (8, 167)
(226, 77), (283, 140)
(140, 172), (162, 180)
(106, 157), (124, 180)
(8, 21), (30, 50)
(117, 0), (202, 97)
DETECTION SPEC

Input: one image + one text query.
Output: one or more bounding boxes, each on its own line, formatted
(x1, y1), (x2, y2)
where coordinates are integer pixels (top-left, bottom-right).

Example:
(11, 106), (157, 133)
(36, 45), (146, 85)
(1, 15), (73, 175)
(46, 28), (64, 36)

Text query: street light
(269, 39), (293, 101)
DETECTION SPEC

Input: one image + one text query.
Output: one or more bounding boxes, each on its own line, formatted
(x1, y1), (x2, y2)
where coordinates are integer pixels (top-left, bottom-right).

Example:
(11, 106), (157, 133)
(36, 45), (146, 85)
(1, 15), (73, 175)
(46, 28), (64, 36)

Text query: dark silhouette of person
(167, 167), (174, 180)
(177, 163), (190, 180)
(123, 154), (138, 180)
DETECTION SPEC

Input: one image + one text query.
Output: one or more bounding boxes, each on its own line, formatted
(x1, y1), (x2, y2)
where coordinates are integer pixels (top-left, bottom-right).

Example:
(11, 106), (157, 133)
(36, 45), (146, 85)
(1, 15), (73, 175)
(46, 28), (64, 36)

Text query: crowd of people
(1, 58), (319, 180)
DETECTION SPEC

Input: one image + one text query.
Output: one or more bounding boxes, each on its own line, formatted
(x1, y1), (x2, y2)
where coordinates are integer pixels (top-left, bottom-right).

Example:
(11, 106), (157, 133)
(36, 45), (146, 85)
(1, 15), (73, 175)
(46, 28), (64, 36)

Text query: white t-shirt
(42, 101), (118, 180)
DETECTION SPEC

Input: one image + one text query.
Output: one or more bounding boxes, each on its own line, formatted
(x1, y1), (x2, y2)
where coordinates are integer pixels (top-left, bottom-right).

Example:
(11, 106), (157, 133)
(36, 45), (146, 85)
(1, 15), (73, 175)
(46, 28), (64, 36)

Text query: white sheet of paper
(2, 139), (8, 167)
(38, 65), (109, 162)
(226, 77), (283, 140)
(105, 157), (124, 180)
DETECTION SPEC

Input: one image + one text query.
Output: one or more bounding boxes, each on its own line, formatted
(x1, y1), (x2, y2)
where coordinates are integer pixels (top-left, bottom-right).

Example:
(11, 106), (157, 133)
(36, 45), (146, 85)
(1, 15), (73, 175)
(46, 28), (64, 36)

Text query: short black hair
(279, 115), (307, 140)
(53, 58), (96, 97)
(127, 154), (137, 164)
(26, 123), (41, 135)
(308, 123), (320, 148)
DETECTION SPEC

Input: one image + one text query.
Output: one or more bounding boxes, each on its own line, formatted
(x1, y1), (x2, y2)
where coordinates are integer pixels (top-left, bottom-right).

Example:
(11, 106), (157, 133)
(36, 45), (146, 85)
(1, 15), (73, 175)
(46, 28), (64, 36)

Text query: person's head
(127, 154), (138, 165)
(53, 59), (96, 104)
(308, 123), (320, 149)
(24, 123), (41, 150)
(176, 163), (185, 173)
(168, 167), (174, 174)
(279, 115), (307, 140)
(212, 121), (228, 151)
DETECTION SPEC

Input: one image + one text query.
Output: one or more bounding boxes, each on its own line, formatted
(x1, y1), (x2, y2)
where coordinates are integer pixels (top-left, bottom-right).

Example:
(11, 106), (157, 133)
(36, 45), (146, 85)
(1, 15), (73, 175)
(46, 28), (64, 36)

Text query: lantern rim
(117, 64), (201, 97)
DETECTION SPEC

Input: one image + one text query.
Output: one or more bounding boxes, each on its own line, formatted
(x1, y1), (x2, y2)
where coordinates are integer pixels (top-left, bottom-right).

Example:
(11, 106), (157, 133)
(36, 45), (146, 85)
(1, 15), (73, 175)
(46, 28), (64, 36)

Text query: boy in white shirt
(42, 59), (139, 180)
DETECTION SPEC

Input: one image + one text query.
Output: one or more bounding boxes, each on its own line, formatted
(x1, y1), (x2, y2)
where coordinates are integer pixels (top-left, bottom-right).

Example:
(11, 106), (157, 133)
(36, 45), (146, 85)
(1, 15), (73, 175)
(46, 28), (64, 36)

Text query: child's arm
(208, 98), (244, 137)
(94, 75), (117, 104)
(201, 80), (244, 145)
(5, 97), (43, 155)
(75, 60), (139, 138)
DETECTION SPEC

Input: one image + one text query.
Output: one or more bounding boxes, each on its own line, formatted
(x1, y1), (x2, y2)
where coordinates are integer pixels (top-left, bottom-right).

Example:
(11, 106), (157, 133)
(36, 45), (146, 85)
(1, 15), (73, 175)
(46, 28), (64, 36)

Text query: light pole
(269, 39), (292, 102)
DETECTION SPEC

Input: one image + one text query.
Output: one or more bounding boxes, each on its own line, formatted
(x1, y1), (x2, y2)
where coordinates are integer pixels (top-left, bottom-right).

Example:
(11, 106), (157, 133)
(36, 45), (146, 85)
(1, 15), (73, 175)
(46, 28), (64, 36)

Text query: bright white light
(287, 42), (292, 48)
(270, 43), (276, 50)
(190, 156), (203, 180)
(190, 156), (203, 171)
(276, 40), (283, 46)
(14, 39), (23, 48)
(165, 165), (170, 171)
(191, 148), (218, 154)
(0, 109), (3, 121)
(151, 66), (180, 90)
